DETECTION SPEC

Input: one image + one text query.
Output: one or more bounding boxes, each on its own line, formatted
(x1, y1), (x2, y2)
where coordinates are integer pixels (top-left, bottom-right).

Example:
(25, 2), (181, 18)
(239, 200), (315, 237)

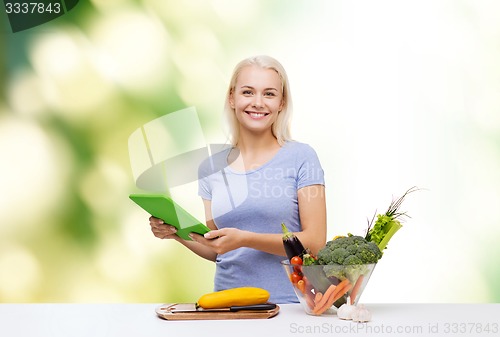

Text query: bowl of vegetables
(281, 187), (420, 316)
(281, 236), (379, 316)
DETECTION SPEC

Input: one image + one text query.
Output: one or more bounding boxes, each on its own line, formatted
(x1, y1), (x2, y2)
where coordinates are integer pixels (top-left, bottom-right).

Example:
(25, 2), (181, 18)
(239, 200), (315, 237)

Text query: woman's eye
(242, 90), (253, 95)
(264, 92), (276, 97)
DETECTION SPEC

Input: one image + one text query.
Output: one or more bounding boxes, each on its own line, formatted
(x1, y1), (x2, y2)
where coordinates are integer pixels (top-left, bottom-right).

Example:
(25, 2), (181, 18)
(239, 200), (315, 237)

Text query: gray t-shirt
(198, 141), (325, 303)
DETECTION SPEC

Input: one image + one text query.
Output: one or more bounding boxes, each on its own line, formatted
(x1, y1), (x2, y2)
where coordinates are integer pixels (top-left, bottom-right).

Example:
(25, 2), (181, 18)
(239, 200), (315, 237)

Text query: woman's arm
(294, 184), (327, 255)
(177, 199), (218, 261)
(192, 184), (327, 256)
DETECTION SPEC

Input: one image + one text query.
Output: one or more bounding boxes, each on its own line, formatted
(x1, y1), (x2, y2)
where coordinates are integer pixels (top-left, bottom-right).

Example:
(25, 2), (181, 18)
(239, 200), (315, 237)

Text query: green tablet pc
(129, 193), (210, 241)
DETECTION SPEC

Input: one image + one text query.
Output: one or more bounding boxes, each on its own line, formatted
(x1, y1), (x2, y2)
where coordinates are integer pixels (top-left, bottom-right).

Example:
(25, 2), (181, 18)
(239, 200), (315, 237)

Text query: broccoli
(323, 263), (368, 281)
(316, 235), (382, 282)
(317, 235), (382, 265)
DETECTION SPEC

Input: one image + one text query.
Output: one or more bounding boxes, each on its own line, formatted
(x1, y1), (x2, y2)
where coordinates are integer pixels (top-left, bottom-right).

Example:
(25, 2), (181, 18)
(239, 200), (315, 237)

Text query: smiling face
(229, 65), (284, 137)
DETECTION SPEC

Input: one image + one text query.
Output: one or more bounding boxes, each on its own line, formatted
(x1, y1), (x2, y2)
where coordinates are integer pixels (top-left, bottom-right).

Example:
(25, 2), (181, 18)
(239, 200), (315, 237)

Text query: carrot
(313, 279), (351, 315)
(314, 284), (352, 315)
(312, 284), (336, 311)
(297, 280), (306, 294)
(330, 282), (352, 304)
(349, 275), (365, 305)
(331, 279), (349, 297)
(314, 291), (323, 304)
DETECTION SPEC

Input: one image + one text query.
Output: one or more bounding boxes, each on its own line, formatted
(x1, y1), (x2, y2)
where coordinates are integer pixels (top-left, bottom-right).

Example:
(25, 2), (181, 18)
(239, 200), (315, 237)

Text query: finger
(151, 221), (172, 232)
(149, 216), (164, 226)
(189, 233), (210, 243)
(158, 224), (176, 232)
(203, 229), (222, 240)
(151, 227), (164, 238)
(190, 232), (225, 254)
(149, 216), (162, 224)
(151, 225), (176, 237)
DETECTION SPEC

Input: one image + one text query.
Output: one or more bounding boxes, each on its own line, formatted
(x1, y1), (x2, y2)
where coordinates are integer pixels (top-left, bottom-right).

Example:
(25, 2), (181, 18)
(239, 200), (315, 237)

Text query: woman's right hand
(149, 216), (178, 240)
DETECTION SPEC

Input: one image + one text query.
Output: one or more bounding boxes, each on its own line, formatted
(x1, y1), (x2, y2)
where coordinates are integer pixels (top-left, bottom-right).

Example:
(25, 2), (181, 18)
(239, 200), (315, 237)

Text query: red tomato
(290, 256), (303, 265)
(290, 271), (303, 284)
(290, 256), (303, 273)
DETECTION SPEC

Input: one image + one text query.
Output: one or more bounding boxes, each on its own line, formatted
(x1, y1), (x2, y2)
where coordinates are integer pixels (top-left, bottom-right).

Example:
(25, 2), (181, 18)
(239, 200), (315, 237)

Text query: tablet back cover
(129, 194), (210, 240)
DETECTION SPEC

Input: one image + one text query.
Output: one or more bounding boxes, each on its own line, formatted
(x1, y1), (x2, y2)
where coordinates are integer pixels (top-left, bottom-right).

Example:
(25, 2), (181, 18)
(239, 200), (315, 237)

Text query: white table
(0, 303), (499, 337)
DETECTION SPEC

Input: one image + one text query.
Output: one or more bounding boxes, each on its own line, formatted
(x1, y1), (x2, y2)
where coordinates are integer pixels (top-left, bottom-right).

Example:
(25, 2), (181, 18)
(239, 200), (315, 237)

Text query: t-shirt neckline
(224, 141), (289, 175)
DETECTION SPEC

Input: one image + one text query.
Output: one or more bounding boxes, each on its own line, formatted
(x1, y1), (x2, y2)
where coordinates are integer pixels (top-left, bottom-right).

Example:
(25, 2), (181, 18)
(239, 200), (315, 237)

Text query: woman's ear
(279, 99), (284, 112)
(229, 90), (235, 109)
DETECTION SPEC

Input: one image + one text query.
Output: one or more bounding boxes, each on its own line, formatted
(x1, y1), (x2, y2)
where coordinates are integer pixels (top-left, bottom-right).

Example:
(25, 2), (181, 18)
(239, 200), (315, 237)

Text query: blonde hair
(224, 55), (293, 146)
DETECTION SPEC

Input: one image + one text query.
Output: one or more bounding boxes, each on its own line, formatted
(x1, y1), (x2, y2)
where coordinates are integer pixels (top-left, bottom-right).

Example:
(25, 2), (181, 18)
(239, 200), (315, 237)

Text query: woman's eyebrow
(240, 85), (278, 91)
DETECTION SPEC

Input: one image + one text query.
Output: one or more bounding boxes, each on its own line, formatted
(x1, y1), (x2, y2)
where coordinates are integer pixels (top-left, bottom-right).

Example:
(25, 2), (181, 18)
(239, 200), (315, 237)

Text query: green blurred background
(1, 0), (499, 303)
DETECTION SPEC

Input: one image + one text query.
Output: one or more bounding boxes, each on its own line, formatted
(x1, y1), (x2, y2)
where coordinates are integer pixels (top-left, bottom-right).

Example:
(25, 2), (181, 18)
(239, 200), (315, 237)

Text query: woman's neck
(229, 129), (282, 171)
(236, 128), (280, 154)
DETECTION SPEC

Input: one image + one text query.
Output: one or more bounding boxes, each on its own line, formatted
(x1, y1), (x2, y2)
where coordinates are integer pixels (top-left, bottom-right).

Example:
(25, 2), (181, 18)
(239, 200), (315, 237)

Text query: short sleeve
(198, 157), (212, 200)
(297, 144), (325, 190)
(198, 176), (211, 200)
(197, 147), (231, 200)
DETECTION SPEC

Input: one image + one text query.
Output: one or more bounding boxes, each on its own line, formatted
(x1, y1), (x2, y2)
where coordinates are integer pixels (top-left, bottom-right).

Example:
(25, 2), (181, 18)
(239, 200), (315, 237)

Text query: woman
(150, 55), (326, 303)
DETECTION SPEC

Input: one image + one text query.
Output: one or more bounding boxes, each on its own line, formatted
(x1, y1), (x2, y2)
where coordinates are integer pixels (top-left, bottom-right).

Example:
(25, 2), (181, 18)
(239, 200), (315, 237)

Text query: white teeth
(249, 112), (266, 118)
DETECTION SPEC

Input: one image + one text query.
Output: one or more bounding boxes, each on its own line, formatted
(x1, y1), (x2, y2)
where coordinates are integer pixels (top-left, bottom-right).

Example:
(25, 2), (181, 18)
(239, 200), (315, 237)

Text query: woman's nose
(252, 95), (264, 108)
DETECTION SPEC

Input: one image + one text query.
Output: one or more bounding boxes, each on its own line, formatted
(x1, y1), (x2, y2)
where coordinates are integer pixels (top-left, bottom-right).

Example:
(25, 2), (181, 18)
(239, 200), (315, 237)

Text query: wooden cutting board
(156, 303), (280, 320)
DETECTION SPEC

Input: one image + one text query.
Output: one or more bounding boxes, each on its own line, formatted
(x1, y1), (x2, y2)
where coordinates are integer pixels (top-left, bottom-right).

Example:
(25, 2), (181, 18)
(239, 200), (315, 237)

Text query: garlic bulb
(336, 303), (356, 320)
(351, 304), (372, 322)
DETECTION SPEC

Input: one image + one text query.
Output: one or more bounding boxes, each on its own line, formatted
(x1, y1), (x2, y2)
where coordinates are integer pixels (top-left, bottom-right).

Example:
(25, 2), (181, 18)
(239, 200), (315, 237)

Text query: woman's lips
(245, 111), (270, 119)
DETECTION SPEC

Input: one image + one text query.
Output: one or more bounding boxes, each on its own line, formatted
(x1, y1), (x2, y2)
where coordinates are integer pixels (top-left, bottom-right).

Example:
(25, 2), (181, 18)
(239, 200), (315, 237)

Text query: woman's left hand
(189, 228), (247, 255)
